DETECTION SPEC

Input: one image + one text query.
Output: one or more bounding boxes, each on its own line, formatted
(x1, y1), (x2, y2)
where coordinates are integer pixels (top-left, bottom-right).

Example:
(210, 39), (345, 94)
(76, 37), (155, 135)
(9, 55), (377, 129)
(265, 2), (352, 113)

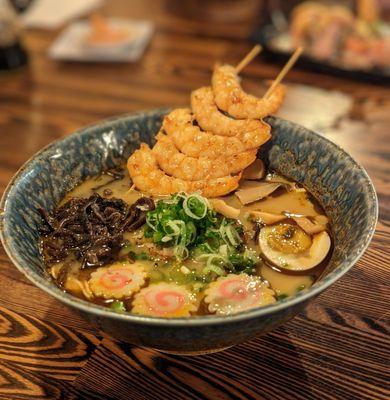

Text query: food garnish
(132, 282), (198, 317)
(88, 261), (146, 299)
(209, 199), (240, 219)
(249, 211), (287, 225)
(39, 194), (154, 268)
(292, 215), (327, 235)
(242, 159), (266, 180)
(144, 193), (258, 276)
(235, 182), (282, 205)
(259, 225), (331, 271)
(204, 274), (276, 315)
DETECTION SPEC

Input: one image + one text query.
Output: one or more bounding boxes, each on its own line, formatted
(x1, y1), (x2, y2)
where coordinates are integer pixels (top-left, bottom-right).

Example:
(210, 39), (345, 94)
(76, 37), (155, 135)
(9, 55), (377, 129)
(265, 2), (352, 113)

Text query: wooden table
(0, 1), (389, 399)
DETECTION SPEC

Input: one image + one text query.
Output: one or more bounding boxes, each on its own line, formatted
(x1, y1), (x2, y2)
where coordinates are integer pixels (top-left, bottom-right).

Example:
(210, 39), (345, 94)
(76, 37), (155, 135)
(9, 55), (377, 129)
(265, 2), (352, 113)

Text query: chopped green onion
(224, 223), (242, 247)
(219, 244), (229, 257)
(110, 300), (126, 312)
(143, 193), (257, 273)
(164, 220), (183, 236)
(146, 212), (159, 231)
(197, 253), (230, 276)
(183, 194), (209, 219)
(174, 245), (189, 260)
(153, 231), (164, 242)
(203, 264), (225, 276)
(186, 221), (197, 245)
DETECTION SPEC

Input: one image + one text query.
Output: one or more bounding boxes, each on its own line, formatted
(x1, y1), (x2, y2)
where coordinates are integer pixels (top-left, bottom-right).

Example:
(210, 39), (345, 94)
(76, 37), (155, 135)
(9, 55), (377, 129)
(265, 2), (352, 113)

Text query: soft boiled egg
(259, 223), (331, 271)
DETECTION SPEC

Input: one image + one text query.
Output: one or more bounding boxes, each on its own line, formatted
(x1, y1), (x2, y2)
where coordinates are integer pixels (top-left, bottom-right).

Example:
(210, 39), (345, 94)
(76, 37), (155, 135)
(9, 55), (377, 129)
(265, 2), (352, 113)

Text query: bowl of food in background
(254, 0), (390, 83)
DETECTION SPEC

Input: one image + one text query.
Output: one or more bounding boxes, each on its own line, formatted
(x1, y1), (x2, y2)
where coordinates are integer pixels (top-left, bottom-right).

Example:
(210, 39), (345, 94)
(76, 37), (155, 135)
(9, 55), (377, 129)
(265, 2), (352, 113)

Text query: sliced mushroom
(314, 214), (329, 225)
(292, 216), (327, 235)
(249, 211), (286, 225)
(210, 199), (240, 219)
(265, 173), (293, 185)
(242, 159), (265, 180)
(265, 173), (306, 192)
(235, 182), (281, 205)
(65, 276), (94, 299)
(259, 225), (331, 271)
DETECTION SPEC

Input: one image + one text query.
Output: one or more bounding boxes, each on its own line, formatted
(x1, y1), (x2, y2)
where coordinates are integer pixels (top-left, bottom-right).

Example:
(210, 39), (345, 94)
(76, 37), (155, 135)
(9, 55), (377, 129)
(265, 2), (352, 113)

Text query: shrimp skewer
(162, 108), (270, 159)
(127, 144), (241, 198)
(212, 64), (286, 119)
(153, 133), (256, 181)
(191, 87), (268, 137)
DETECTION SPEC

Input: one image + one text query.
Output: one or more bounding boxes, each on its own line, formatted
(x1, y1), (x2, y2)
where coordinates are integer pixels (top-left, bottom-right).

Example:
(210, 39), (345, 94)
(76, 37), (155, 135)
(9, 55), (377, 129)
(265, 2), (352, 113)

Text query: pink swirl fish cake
(132, 282), (198, 317)
(88, 261), (146, 299)
(204, 274), (276, 315)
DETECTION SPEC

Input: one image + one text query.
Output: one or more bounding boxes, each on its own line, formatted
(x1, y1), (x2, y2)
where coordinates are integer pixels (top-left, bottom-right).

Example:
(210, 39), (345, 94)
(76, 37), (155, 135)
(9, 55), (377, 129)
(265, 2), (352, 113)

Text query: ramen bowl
(0, 110), (377, 354)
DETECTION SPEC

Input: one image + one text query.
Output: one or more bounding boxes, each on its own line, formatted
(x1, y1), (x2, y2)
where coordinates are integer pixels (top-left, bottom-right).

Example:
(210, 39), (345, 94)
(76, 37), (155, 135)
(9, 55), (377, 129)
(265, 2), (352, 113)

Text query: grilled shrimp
(162, 108), (270, 159)
(153, 133), (256, 181)
(127, 144), (241, 198)
(212, 64), (286, 119)
(191, 87), (267, 137)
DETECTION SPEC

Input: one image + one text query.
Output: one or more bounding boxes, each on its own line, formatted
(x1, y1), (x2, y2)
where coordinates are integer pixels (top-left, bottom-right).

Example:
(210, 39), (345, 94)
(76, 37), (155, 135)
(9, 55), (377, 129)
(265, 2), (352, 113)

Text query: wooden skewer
(263, 46), (303, 99)
(235, 45), (262, 73)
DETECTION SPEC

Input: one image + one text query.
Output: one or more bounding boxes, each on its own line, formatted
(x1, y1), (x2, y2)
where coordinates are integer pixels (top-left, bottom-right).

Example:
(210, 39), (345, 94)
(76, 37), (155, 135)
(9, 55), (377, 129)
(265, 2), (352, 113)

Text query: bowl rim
(0, 111), (378, 327)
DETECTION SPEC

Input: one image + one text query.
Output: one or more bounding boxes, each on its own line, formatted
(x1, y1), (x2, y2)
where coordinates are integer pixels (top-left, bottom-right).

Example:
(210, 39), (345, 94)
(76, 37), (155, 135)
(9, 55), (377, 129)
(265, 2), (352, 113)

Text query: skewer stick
(263, 46), (303, 99)
(235, 44), (262, 73)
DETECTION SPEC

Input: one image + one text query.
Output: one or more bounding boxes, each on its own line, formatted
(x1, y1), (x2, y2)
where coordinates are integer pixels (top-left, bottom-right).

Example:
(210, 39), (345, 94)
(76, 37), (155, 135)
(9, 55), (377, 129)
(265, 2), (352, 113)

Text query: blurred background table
(0, 0), (389, 399)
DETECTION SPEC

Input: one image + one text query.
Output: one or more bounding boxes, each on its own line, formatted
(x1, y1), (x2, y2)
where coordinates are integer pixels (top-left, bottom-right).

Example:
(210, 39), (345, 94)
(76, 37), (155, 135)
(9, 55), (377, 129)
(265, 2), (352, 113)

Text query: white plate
(48, 19), (154, 62)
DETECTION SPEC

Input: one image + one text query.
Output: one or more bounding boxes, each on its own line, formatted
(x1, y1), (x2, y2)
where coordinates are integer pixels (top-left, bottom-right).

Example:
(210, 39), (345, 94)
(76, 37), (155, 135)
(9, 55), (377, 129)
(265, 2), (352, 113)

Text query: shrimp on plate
(162, 108), (270, 159)
(127, 144), (241, 198)
(191, 87), (268, 137)
(212, 64), (286, 119)
(289, 1), (329, 45)
(153, 133), (256, 181)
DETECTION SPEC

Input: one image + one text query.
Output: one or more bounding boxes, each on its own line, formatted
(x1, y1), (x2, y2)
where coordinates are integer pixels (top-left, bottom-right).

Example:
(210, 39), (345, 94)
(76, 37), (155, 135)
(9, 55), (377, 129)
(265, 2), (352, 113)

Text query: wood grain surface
(0, 1), (389, 399)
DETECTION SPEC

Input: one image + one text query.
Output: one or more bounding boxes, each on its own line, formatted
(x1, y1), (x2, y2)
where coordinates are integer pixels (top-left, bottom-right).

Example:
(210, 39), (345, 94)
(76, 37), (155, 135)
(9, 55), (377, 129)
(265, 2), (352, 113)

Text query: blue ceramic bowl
(0, 110), (377, 354)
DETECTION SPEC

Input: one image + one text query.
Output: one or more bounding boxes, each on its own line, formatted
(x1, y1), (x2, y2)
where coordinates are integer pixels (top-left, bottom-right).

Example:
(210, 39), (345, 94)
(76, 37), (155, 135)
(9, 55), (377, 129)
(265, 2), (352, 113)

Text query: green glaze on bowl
(0, 110), (377, 353)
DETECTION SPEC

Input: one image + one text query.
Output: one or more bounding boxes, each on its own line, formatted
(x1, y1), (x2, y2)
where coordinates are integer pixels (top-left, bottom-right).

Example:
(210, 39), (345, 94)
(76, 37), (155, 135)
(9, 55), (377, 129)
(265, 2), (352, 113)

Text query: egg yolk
(266, 223), (312, 254)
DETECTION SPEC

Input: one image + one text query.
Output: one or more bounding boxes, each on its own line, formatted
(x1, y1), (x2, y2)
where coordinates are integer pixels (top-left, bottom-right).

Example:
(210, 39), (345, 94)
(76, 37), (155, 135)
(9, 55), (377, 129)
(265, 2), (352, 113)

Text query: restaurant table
(0, 1), (389, 399)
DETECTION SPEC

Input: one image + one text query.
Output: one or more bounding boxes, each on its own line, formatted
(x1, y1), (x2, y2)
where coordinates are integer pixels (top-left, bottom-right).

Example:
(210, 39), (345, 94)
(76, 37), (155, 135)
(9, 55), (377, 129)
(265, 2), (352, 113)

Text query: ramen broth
(41, 168), (331, 317)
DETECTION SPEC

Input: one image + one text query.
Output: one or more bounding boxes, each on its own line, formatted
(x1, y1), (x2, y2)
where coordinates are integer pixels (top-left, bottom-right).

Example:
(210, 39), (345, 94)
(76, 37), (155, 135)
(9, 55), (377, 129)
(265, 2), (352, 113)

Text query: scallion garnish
(143, 193), (261, 276)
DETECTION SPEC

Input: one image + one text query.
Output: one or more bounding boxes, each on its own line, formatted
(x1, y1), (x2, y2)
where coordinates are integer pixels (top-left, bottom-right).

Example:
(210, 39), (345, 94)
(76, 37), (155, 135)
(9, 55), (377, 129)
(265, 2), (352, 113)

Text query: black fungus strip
(253, 221), (264, 243)
(91, 167), (126, 192)
(40, 194), (155, 269)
